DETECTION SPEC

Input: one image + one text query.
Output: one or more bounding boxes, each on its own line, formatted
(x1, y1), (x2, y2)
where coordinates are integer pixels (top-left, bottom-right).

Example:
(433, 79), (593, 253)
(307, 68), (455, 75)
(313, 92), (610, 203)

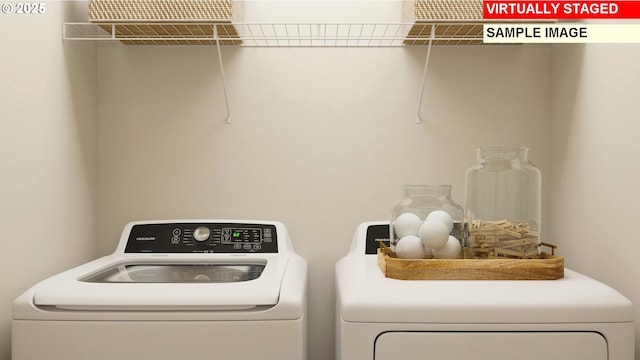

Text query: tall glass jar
(464, 147), (541, 259)
(390, 185), (465, 255)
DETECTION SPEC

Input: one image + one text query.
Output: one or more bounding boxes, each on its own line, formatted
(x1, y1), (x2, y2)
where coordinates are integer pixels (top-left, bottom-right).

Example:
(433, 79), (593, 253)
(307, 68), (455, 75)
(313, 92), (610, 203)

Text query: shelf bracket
(214, 25), (232, 124)
(415, 24), (435, 125)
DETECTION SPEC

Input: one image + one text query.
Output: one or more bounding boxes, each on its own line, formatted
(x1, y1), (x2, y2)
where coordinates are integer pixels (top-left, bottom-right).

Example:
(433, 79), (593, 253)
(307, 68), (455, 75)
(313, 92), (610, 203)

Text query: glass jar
(464, 147), (541, 259)
(390, 185), (465, 256)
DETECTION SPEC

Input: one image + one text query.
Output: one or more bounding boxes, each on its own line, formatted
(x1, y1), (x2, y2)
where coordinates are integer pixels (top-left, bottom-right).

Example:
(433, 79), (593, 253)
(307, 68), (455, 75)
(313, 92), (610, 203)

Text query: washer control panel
(125, 222), (278, 253)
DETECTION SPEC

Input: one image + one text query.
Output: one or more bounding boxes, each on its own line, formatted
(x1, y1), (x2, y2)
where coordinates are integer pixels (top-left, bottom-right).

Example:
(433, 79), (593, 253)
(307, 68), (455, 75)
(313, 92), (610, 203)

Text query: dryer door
(375, 332), (608, 360)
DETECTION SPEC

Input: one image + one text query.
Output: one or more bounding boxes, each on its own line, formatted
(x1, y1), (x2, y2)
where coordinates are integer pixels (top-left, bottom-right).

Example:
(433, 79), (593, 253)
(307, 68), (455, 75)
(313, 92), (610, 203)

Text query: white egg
(432, 236), (462, 259)
(418, 219), (450, 249)
(395, 235), (425, 259)
(393, 212), (423, 238)
(422, 245), (434, 259)
(426, 210), (454, 233)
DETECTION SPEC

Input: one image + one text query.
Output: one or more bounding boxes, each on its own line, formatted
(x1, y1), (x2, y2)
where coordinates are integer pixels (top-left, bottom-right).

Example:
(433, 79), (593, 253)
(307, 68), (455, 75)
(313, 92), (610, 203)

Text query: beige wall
(550, 43), (640, 357)
(0, 2), (97, 359)
(96, 44), (551, 359)
(5, 5), (640, 359)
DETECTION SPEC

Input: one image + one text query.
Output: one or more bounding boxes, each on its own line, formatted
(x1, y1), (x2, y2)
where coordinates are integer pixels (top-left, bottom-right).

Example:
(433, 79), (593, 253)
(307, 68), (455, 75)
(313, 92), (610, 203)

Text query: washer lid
(81, 263), (266, 283)
(33, 256), (288, 311)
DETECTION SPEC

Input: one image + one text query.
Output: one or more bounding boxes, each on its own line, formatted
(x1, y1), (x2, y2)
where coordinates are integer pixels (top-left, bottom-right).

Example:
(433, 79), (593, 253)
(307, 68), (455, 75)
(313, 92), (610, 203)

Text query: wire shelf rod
(415, 23), (435, 124)
(214, 25), (232, 124)
(62, 22), (485, 46)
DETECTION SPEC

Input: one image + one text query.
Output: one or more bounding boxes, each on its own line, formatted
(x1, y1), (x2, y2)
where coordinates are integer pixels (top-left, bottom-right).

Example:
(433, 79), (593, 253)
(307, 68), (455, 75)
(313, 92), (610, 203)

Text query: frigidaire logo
(136, 236), (156, 241)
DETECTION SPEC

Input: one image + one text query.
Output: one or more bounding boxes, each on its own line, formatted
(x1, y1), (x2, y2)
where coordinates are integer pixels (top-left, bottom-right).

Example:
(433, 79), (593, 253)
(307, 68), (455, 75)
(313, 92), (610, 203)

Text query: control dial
(193, 226), (211, 242)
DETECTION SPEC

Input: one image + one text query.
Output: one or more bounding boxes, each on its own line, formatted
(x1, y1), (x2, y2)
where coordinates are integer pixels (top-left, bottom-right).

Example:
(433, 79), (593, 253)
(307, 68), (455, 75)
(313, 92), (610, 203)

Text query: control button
(171, 237), (180, 244)
(193, 226), (211, 242)
(172, 228), (181, 236)
(243, 244), (252, 250)
(253, 244), (261, 250)
(263, 237), (272, 243)
(234, 243), (242, 249)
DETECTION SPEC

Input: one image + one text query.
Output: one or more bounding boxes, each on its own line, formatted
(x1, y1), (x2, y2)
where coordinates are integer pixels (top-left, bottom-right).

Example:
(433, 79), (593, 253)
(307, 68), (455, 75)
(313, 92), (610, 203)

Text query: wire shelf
(63, 22), (485, 46)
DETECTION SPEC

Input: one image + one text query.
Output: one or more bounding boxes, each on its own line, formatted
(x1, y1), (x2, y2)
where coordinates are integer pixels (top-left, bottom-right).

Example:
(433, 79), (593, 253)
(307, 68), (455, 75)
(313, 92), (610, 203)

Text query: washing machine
(335, 221), (634, 360)
(13, 219), (307, 360)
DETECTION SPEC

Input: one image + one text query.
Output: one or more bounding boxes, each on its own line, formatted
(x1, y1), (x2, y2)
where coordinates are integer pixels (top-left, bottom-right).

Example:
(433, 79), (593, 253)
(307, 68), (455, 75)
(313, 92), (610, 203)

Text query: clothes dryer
(335, 221), (634, 360)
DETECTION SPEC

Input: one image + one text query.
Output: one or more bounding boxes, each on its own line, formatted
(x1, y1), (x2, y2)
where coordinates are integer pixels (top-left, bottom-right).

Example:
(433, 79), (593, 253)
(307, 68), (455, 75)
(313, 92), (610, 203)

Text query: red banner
(483, 1), (640, 19)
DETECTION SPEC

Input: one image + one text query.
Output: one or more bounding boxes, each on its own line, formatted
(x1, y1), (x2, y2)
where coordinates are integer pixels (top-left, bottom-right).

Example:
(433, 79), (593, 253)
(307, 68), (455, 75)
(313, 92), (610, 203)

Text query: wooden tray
(377, 247), (564, 280)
